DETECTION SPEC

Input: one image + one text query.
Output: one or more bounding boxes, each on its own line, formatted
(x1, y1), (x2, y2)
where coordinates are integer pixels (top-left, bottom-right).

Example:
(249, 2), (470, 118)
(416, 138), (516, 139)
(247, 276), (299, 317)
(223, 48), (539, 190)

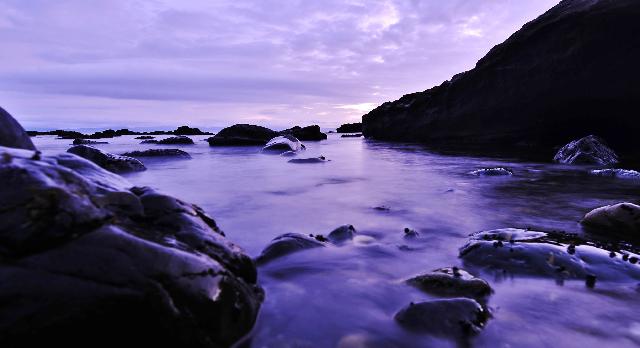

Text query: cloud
(0, 0), (559, 129)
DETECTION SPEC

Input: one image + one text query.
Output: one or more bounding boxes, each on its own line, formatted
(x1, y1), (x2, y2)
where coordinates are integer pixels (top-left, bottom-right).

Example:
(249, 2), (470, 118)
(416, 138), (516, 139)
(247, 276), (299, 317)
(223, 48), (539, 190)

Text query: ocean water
(33, 134), (640, 348)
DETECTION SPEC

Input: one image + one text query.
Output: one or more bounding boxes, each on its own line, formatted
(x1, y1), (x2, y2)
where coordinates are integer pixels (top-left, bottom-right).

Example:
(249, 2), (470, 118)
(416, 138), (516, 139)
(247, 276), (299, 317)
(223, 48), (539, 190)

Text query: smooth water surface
(34, 134), (640, 348)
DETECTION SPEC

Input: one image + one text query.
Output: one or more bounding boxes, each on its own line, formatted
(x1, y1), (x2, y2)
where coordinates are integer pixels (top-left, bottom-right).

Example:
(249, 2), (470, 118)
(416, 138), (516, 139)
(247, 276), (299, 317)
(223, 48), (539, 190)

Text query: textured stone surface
(68, 145), (146, 173)
(553, 135), (618, 165)
(0, 107), (36, 150)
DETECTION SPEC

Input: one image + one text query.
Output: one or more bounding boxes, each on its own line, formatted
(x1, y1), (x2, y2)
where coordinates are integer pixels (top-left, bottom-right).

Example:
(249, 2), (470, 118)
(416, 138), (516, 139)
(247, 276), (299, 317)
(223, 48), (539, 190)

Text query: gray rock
(122, 149), (192, 158)
(262, 135), (303, 153)
(0, 107), (36, 150)
(394, 298), (488, 337)
(327, 224), (356, 244)
(288, 156), (329, 164)
(406, 267), (492, 299)
(553, 135), (618, 165)
(0, 146), (263, 347)
(208, 124), (278, 146)
(581, 202), (640, 240)
(256, 233), (327, 265)
(469, 167), (513, 176)
(68, 145), (146, 173)
(157, 136), (194, 145)
(590, 168), (640, 179)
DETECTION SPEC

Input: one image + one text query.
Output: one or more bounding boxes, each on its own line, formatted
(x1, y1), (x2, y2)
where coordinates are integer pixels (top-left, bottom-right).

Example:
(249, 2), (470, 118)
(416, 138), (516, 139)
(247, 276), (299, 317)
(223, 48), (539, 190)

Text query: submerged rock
(0, 145), (263, 347)
(263, 135), (303, 153)
(0, 106), (36, 150)
(590, 168), (640, 179)
(157, 136), (194, 145)
(141, 139), (159, 144)
(395, 298), (488, 337)
(336, 122), (362, 133)
(68, 145), (146, 173)
(121, 149), (192, 158)
(341, 133), (363, 138)
(459, 228), (640, 281)
(553, 135), (618, 165)
(256, 233), (327, 265)
(72, 138), (108, 145)
(406, 267), (492, 299)
(327, 225), (357, 244)
(288, 156), (329, 164)
(280, 125), (327, 141)
(581, 203), (640, 240)
(208, 124), (278, 146)
(469, 167), (513, 176)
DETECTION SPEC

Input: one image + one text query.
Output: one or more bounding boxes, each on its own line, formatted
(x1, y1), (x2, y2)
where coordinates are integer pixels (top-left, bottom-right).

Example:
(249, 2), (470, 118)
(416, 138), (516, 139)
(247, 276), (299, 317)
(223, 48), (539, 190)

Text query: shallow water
(34, 134), (640, 348)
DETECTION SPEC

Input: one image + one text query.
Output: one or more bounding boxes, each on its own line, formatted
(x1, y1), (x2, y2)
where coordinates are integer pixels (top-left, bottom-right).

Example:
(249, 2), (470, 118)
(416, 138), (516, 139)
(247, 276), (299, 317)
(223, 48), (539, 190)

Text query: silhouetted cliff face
(363, 0), (640, 158)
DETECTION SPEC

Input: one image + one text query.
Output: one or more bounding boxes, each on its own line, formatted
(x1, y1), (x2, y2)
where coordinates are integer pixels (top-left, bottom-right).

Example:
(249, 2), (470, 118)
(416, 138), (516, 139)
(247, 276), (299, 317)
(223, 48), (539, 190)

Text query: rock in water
(0, 146), (263, 347)
(280, 125), (327, 141)
(256, 233), (327, 265)
(469, 167), (513, 176)
(590, 168), (640, 179)
(262, 135), (303, 153)
(208, 124), (278, 146)
(327, 225), (356, 244)
(394, 298), (488, 337)
(288, 156), (329, 164)
(72, 138), (108, 145)
(157, 136), (194, 145)
(68, 145), (146, 173)
(122, 149), (192, 158)
(581, 202), (640, 240)
(406, 267), (492, 299)
(134, 135), (155, 140)
(553, 135), (618, 165)
(362, 0), (640, 160)
(336, 123), (362, 133)
(173, 125), (211, 135)
(0, 107), (36, 150)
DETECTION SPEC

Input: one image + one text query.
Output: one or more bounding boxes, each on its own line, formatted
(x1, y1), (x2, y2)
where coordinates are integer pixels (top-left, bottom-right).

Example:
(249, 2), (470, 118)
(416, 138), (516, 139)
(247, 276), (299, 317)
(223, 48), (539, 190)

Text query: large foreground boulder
(362, 0), (640, 159)
(68, 145), (146, 173)
(208, 124), (277, 146)
(0, 107), (36, 150)
(581, 202), (640, 241)
(0, 146), (263, 347)
(553, 135), (618, 165)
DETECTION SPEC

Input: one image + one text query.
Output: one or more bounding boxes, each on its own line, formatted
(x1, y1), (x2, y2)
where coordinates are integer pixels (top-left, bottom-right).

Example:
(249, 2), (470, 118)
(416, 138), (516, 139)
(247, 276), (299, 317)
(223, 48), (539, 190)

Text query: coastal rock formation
(362, 0), (640, 159)
(337, 123), (362, 133)
(553, 135), (618, 165)
(459, 228), (640, 281)
(72, 138), (108, 145)
(590, 168), (640, 179)
(68, 145), (146, 173)
(208, 124), (278, 146)
(288, 156), (329, 164)
(135, 135), (155, 140)
(0, 145), (263, 347)
(122, 149), (192, 158)
(0, 107), (36, 150)
(262, 135), (303, 153)
(158, 136), (194, 145)
(581, 203), (640, 240)
(256, 233), (327, 265)
(280, 125), (327, 141)
(406, 267), (492, 300)
(174, 126), (212, 135)
(394, 298), (488, 337)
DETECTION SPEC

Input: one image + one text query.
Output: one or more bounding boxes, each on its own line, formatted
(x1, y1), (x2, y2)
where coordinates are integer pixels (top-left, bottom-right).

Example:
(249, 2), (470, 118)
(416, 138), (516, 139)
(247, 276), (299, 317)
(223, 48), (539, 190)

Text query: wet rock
(141, 139), (159, 144)
(395, 298), (488, 337)
(554, 135), (618, 165)
(256, 233), (327, 265)
(337, 122), (362, 133)
(135, 135), (155, 140)
(288, 156), (329, 164)
(590, 168), (640, 179)
(72, 138), (108, 145)
(460, 228), (640, 281)
(373, 205), (391, 212)
(173, 126), (212, 135)
(0, 145), (263, 347)
(406, 267), (492, 299)
(157, 136), (194, 145)
(68, 145), (146, 173)
(280, 125), (327, 141)
(121, 149), (192, 158)
(341, 133), (363, 138)
(327, 225), (356, 244)
(469, 167), (513, 176)
(263, 135), (303, 153)
(403, 228), (419, 238)
(0, 106), (36, 150)
(208, 124), (277, 146)
(581, 202), (640, 240)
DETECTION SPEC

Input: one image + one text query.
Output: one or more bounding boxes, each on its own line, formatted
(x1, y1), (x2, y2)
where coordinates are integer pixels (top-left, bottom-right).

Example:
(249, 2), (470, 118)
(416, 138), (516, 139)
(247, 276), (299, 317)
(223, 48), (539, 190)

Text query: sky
(0, 0), (558, 131)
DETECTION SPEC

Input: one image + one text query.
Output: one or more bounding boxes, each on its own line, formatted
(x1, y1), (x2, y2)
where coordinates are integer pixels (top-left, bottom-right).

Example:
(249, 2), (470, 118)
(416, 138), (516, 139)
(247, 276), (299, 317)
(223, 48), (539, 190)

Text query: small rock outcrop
(590, 168), (640, 179)
(157, 136), (194, 145)
(288, 156), (329, 164)
(262, 135), (304, 153)
(553, 135), (618, 165)
(327, 225), (356, 244)
(122, 149), (192, 158)
(72, 138), (108, 145)
(0, 107), (36, 150)
(68, 145), (146, 173)
(394, 298), (488, 338)
(135, 135), (155, 140)
(581, 203), (640, 240)
(341, 133), (362, 138)
(208, 124), (277, 146)
(280, 125), (327, 141)
(173, 126), (212, 135)
(0, 145), (263, 347)
(256, 233), (327, 265)
(406, 267), (492, 300)
(469, 167), (513, 176)
(336, 123), (362, 133)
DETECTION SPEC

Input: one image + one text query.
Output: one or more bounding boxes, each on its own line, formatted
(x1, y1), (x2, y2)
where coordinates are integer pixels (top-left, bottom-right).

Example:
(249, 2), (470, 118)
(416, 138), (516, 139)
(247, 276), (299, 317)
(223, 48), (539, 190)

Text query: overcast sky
(0, 0), (558, 130)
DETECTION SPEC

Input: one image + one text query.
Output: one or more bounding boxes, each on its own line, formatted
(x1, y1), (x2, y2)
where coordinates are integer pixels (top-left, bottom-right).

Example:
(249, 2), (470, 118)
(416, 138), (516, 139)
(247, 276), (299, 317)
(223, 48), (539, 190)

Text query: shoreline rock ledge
(362, 0), (640, 160)
(0, 145), (263, 347)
